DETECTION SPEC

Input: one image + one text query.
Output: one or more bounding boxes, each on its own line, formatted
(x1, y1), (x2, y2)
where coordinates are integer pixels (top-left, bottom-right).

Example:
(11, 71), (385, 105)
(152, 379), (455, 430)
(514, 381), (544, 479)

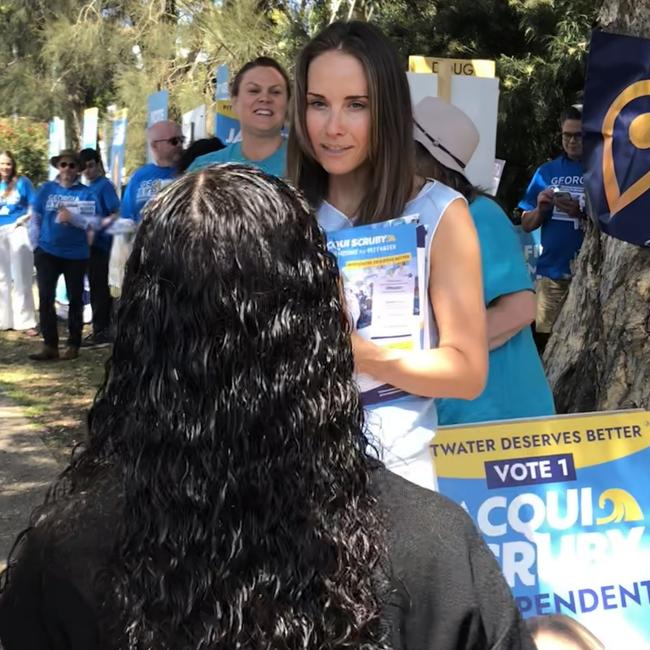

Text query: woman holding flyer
(28, 149), (99, 361)
(288, 21), (487, 490)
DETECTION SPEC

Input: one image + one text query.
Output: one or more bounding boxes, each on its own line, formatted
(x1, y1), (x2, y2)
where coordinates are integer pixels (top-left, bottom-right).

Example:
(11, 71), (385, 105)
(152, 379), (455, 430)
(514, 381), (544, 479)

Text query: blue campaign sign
(109, 109), (128, 195)
(434, 411), (650, 649)
(214, 64), (241, 144)
(147, 90), (169, 127)
(583, 30), (650, 247)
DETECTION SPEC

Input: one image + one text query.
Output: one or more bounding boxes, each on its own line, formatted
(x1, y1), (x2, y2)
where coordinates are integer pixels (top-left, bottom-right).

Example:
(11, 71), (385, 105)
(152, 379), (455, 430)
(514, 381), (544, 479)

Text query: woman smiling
(189, 57), (289, 176)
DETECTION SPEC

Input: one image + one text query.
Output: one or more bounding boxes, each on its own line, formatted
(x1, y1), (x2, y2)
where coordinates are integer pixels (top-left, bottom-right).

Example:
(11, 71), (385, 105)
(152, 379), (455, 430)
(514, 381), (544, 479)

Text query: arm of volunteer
(521, 189), (554, 233)
(27, 211), (41, 249)
(352, 198), (488, 400)
(487, 291), (536, 350)
(99, 180), (122, 229)
(520, 168), (552, 233)
(60, 208), (90, 229)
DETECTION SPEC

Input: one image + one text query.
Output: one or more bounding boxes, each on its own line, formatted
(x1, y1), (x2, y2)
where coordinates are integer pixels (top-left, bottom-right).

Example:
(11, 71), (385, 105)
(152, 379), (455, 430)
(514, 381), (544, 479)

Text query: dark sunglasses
(153, 136), (184, 146)
(59, 161), (77, 169)
(414, 120), (467, 171)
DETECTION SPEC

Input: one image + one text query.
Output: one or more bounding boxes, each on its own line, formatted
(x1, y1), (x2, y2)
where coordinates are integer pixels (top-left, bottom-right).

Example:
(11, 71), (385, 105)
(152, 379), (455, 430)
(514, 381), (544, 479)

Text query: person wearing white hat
(414, 96), (555, 425)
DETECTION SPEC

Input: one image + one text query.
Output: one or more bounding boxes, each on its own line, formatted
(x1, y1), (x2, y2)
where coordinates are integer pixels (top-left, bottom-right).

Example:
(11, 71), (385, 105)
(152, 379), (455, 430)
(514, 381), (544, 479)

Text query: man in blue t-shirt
(518, 107), (586, 351)
(29, 149), (100, 361)
(120, 120), (182, 224)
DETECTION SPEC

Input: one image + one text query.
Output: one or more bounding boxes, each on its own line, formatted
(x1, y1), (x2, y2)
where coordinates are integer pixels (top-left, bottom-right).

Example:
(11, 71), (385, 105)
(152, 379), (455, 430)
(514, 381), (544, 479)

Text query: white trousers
(0, 225), (37, 330)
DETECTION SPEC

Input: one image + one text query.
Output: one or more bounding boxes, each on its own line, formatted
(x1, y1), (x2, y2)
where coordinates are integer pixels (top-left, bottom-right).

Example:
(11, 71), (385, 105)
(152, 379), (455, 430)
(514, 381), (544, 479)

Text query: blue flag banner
(147, 90), (169, 127)
(109, 109), (128, 195)
(214, 64), (241, 144)
(583, 30), (650, 247)
(434, 410), (650, 649)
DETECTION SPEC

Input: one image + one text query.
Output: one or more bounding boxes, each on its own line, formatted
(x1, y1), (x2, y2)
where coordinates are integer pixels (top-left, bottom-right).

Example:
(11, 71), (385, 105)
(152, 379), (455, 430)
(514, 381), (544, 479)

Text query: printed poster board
(434, 410), (650, 649)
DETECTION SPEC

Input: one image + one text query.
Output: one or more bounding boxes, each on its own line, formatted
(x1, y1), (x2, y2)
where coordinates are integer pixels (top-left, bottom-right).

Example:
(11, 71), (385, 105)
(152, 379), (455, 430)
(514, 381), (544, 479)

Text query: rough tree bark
(544, 0), (650, 412)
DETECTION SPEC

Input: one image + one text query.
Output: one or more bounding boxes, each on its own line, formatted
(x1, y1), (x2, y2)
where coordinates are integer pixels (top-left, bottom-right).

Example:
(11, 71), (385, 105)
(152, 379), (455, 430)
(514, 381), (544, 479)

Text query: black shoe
(60, 346), (79, 361)
(81, 331), (113, 349)
(29, 345), (59, 361)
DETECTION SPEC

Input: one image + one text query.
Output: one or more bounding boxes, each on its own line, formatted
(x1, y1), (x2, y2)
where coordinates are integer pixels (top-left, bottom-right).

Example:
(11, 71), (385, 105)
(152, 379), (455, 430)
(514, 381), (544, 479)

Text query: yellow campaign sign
(345, 253), (411, 269)
(216, 99), (237, 120)
(409, 56), (495, 78)
(433, 410), (650, 479)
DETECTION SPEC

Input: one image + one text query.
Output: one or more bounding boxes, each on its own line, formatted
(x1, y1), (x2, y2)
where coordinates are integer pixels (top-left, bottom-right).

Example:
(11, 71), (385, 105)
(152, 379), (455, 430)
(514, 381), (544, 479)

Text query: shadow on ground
(0, 326), (109, 459)
(0, 399), (62, 569)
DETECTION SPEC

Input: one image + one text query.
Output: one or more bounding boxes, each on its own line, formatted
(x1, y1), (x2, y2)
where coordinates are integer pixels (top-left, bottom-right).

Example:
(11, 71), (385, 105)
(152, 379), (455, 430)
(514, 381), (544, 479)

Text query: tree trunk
(543, 0), (650, 412)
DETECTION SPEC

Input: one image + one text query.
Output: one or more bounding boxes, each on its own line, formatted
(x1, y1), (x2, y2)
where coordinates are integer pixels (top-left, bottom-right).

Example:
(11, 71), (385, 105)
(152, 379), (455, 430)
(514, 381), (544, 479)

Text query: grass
(0, 326), (110, 461)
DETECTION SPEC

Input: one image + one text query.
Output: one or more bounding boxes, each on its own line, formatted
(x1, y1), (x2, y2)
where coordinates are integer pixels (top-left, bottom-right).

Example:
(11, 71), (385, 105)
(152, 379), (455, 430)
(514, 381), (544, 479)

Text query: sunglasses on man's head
(153, 136), (184, 146)
(59, 161), (77, 169)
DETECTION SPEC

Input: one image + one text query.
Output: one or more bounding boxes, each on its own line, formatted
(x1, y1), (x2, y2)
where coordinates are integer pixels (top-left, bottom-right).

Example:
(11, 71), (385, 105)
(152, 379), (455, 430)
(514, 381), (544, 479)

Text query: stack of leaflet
(57, 200), (100, 231)
(326, 216), (429, 406)
(106, 218), (137, 236)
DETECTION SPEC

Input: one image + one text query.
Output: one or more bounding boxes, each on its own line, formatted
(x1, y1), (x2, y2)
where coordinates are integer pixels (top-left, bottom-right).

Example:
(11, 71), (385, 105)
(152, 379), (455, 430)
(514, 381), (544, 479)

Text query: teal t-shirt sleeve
(472, 197), (533, 306)
(518, 166), (548, 212)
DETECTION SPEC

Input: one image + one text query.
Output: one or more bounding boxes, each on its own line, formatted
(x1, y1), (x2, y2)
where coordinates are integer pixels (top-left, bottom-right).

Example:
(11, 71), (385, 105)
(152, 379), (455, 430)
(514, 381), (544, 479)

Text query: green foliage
(0, 118), (48, 184)
(374, 0), (596, 211)
(0, 0), (599, 195)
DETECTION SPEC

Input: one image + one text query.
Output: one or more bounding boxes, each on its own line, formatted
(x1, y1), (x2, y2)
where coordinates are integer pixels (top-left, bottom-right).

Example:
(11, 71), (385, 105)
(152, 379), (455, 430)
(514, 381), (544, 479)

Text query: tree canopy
(0, 0), (599, 205)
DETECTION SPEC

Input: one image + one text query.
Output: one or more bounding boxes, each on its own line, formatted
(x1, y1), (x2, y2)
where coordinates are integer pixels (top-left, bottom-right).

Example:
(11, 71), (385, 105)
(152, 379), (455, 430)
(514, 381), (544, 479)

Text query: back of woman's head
(67, 165), (387, 648)
(288, 21), (415, 224)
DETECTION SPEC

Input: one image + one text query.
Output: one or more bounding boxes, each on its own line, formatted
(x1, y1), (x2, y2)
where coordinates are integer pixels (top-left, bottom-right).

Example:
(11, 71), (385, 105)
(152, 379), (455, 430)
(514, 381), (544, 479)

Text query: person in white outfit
(0, 151), (37, 333)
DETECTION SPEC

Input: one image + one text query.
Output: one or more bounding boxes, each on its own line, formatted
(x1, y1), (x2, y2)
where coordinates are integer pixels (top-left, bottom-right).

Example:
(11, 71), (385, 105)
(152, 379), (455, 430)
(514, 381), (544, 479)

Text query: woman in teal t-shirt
(414, 97), (555, 424)
(188, 57), (289, 176)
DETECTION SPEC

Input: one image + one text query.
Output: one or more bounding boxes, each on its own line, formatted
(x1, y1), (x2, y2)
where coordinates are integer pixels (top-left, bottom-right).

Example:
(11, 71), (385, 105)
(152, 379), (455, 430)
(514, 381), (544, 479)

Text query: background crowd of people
(0, 18), (594, 650)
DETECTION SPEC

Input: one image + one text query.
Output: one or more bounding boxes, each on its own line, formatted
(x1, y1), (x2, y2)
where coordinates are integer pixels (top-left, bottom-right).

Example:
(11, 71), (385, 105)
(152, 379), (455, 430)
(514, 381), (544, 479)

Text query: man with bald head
(120, 120), (183, 223)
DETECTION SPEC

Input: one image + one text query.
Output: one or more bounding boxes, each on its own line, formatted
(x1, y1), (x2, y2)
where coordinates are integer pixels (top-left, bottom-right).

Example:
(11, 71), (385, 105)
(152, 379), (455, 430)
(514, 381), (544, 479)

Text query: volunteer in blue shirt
(121, 120), (181, 223)
(29, 149), (99, 361)
(519, 107), (586, 352)
(188, 57), (289, 177)
(0, 151), (37, 333)
(414, 97), (555, 425)
(80, 148), (120, 347)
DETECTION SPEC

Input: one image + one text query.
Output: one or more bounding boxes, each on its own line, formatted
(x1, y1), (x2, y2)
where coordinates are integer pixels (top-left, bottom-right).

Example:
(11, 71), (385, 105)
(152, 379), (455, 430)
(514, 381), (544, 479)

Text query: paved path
(0, 394), (61, 570)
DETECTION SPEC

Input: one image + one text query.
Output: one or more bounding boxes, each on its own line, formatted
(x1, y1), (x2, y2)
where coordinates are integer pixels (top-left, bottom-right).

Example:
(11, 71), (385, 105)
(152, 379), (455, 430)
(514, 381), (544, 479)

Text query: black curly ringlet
(47, 165), (388, 648)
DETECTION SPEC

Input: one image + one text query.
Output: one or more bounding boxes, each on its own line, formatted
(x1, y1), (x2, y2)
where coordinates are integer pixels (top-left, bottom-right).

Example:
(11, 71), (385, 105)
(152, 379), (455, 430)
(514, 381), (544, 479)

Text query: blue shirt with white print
(87, 176), (120, 252)
(518, 154), (585, 279)
(120, 164), (176, 223)
(32, 180), (98, 260)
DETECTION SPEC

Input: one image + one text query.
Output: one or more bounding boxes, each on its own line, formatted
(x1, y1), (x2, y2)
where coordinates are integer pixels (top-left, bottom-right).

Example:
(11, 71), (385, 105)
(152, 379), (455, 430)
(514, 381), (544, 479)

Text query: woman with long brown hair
(288, 21), (488, 490)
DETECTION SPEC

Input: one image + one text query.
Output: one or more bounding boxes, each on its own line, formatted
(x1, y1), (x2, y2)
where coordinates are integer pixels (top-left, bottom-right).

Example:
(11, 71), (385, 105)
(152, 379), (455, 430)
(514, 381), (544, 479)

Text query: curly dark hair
(13, 165), (389, 648)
